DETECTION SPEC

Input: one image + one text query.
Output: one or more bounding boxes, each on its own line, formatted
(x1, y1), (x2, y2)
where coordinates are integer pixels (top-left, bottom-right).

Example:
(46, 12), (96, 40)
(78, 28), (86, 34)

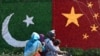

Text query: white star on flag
(23, 15), (34, 27)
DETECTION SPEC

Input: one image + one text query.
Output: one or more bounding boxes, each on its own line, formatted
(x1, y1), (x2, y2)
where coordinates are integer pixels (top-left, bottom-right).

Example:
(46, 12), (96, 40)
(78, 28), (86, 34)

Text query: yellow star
(87, 2), (93, 8)
(90, 24), (98, 32)
(62, 6), (83, 27)
(93, 13), (99, 19)
(83, 33), (89, 40)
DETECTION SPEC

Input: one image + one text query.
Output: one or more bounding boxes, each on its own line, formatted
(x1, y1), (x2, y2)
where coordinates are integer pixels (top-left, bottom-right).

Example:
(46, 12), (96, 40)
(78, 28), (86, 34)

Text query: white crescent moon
(2, 13), (28, 47)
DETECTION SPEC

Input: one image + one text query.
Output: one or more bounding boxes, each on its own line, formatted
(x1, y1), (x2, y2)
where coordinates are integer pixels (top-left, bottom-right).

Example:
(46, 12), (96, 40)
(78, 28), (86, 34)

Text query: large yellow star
(90, 24), (98, 32)
(62, 6), (83, 27)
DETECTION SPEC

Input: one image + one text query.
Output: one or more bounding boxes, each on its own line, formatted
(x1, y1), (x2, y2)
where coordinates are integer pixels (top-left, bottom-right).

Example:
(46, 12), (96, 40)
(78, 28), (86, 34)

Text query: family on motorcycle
(24, 30), (72, 56)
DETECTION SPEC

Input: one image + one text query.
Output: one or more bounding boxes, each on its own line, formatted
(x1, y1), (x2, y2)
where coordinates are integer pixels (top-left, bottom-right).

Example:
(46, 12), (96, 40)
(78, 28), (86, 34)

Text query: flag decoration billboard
(1, 0), (100, 52)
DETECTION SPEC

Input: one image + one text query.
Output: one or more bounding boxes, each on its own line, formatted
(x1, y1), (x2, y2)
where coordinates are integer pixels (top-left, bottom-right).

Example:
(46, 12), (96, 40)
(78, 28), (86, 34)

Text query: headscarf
(31, 32), (40, 40)
(24, 32), (40, 51)
(39, 34), (45, 42)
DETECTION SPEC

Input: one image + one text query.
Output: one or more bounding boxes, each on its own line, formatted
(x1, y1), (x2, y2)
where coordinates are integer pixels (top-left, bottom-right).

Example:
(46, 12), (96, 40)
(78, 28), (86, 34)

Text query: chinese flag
(53, 0), (100, 49)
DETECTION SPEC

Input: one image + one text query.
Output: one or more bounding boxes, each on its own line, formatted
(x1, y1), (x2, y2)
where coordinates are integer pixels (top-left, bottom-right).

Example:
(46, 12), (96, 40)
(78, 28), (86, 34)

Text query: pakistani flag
(0, 1), (51, 52)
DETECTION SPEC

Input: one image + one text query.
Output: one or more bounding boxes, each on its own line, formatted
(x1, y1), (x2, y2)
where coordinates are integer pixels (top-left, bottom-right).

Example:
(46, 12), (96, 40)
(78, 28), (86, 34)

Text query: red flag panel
(53, 0), (100, 49)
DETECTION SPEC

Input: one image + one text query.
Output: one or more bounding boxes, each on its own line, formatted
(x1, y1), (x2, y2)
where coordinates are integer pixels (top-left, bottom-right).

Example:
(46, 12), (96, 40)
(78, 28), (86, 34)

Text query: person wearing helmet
(44, 30), (66, 56)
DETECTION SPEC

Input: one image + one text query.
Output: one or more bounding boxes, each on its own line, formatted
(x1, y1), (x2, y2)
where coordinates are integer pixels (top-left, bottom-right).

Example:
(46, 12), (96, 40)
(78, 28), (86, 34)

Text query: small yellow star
(62, 6), (83, 27)
(90, 24), (98, 32)
(83, 33), (89, 40)
(87, 2), (93, 8)
(93, 13), (99, 19)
